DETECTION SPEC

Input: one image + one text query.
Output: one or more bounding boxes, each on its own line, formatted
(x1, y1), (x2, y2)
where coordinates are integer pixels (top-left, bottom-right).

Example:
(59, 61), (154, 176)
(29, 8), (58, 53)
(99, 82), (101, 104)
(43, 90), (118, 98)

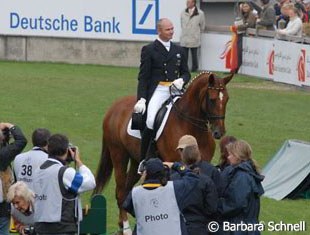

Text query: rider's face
(158, 20), (174, 42)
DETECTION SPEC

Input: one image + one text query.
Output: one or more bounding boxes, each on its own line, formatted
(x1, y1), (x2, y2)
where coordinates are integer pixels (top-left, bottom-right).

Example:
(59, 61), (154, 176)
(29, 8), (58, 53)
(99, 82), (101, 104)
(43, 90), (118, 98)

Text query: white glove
(172, 78), (184, 90)
(134, 98), (146, 114)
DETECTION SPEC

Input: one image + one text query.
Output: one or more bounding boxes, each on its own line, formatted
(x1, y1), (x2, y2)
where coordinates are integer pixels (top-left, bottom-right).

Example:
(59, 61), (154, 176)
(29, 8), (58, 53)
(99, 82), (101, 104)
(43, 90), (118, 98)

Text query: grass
(1, 61), (309, 235)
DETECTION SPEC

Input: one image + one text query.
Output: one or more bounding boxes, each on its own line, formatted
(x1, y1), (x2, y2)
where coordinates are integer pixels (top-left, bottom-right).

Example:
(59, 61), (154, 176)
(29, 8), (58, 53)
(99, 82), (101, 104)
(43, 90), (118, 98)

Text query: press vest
(132, 181), (182, 235)
(13, 147), (48, 191)
(33, 160), (77, 224)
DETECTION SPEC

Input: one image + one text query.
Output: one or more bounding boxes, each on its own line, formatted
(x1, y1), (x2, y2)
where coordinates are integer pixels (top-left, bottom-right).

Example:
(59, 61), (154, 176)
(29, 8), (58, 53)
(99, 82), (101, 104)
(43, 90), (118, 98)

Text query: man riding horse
(133, 18), (191, 165)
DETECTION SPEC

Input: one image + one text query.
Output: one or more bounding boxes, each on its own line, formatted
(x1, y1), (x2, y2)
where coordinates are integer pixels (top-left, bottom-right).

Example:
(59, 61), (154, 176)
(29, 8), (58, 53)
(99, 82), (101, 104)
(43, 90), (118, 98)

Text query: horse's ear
(208, 73), (215, 87)
(224, 73), (234, 85)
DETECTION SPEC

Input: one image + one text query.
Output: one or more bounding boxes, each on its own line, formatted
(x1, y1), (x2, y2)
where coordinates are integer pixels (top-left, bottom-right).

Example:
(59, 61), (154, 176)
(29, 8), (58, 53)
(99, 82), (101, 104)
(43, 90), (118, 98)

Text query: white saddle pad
(127, 97), (180, 141)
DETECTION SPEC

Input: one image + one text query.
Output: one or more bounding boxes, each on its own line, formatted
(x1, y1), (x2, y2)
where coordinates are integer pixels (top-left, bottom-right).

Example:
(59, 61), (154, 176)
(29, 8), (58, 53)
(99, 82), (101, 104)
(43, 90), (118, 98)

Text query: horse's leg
(110, 146), (132, 235)
(126, 158), (140, 193)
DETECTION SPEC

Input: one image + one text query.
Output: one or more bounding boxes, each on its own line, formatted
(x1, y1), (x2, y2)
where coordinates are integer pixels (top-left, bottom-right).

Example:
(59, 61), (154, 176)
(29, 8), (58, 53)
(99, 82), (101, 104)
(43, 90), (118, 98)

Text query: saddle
(131, 99), (171, 133)
(153, 99), (171, 134)
(128, 96), (181, 141)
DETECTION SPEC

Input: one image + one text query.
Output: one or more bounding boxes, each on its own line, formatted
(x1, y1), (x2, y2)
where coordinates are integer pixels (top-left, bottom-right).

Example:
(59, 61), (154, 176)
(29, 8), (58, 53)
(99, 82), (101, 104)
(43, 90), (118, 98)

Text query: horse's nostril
(213, 131), (222, 139)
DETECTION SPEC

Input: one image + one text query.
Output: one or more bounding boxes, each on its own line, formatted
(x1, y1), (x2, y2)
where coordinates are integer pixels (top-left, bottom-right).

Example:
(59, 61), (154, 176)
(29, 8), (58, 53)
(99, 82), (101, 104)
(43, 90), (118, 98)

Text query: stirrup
(137, 160), (146, 175)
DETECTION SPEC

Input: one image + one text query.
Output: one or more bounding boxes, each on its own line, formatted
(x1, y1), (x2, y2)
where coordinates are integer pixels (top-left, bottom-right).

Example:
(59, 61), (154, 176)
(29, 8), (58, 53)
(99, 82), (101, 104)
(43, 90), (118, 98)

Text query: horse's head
(175, 72), (233, 139)
(200, 72), (233, 139)
(180, 72), (233, 139)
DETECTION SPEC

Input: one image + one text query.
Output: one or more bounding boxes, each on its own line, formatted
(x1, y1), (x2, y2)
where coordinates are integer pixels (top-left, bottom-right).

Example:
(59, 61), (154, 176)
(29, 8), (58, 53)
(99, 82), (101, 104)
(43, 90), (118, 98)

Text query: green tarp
(262, 140), (310, 200)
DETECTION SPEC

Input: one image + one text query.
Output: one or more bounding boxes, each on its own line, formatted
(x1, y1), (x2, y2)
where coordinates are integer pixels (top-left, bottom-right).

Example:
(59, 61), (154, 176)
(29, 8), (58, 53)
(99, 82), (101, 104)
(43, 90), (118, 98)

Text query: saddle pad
(127, 97), (180, 141)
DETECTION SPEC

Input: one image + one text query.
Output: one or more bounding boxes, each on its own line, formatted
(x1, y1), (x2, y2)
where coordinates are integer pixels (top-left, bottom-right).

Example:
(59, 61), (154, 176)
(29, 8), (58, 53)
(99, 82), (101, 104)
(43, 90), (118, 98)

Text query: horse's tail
(93, 136), (113, 194)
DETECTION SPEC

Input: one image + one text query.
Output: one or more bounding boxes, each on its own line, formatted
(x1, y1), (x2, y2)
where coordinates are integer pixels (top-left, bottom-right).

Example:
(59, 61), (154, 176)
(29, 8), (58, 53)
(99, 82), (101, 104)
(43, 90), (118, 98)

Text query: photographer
(14, 128), (51, 191)
(33, 134), (96, 235)
(0, 122), (27, 235)
(123, 158), (199, 235)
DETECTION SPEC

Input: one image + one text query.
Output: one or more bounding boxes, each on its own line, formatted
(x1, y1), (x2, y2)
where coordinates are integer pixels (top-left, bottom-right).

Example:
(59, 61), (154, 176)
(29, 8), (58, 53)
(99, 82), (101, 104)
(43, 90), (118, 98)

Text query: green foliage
(2, 62), (309, 234)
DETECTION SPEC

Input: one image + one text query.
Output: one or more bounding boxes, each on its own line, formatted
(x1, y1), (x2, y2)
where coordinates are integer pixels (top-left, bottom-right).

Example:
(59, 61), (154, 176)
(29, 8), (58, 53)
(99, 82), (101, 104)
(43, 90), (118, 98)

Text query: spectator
(171, 145), (218, 235)
(13, 128), (51, 191)
(304, 0), (310, 35)
(176, 135), (220, 189)
(218, 140), (264, 234)
(276, 2), (291, 29)
(134, 18), (190, 164)
(7, 181), (35, 235)
(217, 135), (237, 172)
(0, 122), (27, 235)
(180, 0), (206, 72)
(277, 4), (303, 36)
(274, 0), (290, 18)
(234, 2), (257, 73)
(33, 134), (96, 234)
(123, 158), (199, 235)
(295, 0), (308, 22)
(251, 0), (276, 30)
(304, 0), (310, 21)
(274, 0), (285, 17)
(236, 2), (257, 32)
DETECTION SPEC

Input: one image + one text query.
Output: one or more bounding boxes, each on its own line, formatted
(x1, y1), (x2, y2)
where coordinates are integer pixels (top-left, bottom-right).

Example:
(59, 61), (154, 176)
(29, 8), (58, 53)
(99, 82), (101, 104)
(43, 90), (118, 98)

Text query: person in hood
(217, 140), (264, 235)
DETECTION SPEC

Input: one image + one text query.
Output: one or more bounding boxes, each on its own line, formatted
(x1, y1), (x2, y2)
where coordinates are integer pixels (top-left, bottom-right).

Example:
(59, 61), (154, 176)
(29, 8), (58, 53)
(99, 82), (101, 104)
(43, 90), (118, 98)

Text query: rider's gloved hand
(172, 78), (184, 90)
(134, 98), (146, 114)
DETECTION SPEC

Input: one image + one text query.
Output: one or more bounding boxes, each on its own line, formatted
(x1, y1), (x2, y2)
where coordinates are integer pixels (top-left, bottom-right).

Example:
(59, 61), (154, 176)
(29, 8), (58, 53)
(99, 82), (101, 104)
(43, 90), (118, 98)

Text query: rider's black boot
(140, 127), (154, 161)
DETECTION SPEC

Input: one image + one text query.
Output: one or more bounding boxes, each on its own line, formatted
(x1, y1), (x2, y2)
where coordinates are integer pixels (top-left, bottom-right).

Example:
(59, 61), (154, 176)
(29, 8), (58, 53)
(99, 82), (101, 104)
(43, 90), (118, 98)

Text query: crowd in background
(230, 0), (310, 72)
(234, 0), (310, 36)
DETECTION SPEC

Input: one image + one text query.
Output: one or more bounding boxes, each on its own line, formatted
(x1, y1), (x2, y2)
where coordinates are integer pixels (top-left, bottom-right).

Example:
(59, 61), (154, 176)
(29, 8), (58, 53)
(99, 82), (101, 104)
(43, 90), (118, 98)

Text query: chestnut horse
(94, 72), (233, 234)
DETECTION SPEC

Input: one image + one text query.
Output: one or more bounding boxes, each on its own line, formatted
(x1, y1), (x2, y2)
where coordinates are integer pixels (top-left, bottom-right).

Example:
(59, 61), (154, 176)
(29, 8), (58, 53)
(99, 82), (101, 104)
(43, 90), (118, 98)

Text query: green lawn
(1, 61), (309, 234)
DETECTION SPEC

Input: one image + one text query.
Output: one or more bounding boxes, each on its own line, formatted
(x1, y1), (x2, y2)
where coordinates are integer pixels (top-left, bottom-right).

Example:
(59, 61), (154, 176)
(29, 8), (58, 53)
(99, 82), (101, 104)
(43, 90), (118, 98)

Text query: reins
(169, 86), (210, 131)
(169, 79), (226, 131)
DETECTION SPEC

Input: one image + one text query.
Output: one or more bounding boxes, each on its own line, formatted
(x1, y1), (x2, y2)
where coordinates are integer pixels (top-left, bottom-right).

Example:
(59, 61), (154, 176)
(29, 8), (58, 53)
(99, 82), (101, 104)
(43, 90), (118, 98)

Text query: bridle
(205, 86), (226, 121)
(169, 84), (226, 131)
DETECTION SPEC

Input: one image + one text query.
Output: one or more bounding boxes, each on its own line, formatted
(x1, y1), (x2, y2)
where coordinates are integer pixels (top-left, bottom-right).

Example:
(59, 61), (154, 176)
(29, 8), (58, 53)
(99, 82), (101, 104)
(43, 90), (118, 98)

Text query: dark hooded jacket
(170, 164), (218, 235)
(217, 160), (264, 234)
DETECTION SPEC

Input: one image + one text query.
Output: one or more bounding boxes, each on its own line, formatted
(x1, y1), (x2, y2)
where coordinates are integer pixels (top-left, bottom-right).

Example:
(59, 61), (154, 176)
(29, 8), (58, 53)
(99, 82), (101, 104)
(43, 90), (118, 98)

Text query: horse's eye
(209, 99), (216, 106)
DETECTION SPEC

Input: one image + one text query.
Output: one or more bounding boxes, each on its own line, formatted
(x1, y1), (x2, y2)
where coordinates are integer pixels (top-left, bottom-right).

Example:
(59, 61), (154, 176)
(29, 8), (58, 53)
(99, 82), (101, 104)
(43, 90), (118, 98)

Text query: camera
(0, 128), (11, 145)
(23, 226), (35, 235)
(67, 143), (77, 163)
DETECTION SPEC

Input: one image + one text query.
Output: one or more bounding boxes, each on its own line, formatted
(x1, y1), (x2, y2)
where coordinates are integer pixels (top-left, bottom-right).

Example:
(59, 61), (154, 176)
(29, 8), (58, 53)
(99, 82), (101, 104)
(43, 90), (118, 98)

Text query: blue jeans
(0, 216), (10, 235)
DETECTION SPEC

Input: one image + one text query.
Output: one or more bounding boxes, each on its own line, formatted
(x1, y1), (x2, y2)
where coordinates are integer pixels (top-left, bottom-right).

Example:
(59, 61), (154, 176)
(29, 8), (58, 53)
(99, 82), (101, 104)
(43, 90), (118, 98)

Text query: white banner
(241, 37), (274, 81)
(201, 32), (310, 87)
(0, 0), (184, 41)
(200, 33), (231, 72)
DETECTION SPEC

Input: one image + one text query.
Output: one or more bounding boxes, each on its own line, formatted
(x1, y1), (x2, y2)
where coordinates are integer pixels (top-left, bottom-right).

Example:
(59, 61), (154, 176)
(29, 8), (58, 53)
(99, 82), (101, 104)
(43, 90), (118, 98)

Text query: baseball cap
(145, 158), (165, 175)
(176, 135), (198, 150)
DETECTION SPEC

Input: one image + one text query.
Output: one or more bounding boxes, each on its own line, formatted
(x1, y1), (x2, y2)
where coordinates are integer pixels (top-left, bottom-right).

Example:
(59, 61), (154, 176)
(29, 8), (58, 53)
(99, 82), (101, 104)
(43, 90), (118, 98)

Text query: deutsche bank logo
(132, 0), (159, 35)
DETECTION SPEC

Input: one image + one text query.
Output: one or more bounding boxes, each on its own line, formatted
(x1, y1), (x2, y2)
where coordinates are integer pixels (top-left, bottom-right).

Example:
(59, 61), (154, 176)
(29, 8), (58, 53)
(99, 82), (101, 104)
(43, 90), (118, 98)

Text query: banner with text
(0, 0), (184, 41)
(201, 33), (310, 87)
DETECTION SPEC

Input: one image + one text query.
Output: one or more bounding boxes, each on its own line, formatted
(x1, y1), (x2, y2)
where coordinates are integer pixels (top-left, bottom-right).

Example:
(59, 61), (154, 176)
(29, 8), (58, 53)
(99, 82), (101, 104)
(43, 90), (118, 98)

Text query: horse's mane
(185, 71), (212, 90)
